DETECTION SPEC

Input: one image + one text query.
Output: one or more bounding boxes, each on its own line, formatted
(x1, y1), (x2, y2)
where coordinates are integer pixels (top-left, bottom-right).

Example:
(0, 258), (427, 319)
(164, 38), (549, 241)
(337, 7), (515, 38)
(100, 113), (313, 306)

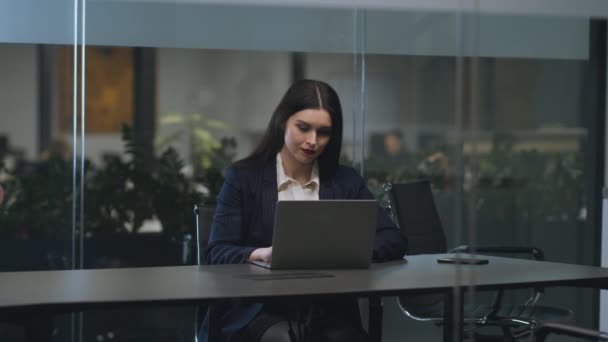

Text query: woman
(200, 79), (407, 342)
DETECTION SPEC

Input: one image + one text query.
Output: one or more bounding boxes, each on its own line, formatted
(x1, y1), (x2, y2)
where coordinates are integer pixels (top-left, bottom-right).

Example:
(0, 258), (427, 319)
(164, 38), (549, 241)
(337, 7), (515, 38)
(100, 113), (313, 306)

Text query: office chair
(533, 322), (608, 341)
(194, 202), (214, 266)
(384, 180), (573, 341)
(193, 202), (215, 342)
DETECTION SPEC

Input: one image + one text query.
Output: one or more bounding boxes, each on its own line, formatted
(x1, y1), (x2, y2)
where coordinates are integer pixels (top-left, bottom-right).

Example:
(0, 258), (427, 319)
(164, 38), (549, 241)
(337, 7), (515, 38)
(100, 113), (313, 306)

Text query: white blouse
(276, 153), (319, 201)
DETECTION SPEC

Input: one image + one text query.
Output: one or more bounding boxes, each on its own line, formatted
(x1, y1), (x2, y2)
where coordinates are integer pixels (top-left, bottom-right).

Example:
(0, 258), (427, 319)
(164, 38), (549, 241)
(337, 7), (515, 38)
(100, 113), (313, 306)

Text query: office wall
(1, 1), (606, 341)
(156, 48), (291, 160)
(0, 48), (585, 165)
(0, 44), (38, 160)
(1, 1), (591, 59)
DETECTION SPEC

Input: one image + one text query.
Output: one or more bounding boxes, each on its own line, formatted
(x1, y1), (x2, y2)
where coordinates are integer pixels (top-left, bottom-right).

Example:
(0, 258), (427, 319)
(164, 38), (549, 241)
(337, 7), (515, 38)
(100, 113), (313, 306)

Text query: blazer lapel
(319, 179), (335, 200)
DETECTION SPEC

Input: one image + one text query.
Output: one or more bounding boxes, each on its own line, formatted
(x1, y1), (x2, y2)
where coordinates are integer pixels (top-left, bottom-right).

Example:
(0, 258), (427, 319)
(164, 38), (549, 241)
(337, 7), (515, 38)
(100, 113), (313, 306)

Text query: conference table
(2, 253), (608, 342)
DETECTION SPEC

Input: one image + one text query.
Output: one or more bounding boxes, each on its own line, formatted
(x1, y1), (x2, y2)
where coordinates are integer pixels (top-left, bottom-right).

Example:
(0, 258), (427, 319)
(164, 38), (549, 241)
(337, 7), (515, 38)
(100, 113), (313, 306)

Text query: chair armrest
(534, 322), (608, 342)
(449, 245), (545, 261)
(449, 244), (546, 311)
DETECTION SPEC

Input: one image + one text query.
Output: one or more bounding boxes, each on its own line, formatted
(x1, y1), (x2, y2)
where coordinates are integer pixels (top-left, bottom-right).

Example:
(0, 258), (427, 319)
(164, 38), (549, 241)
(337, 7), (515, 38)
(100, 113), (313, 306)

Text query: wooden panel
(58, 46), (134, 133)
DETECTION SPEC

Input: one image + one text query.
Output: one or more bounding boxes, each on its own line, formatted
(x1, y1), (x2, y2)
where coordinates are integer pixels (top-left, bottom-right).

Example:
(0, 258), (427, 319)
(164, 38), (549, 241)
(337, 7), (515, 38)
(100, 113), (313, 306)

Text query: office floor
(0, 298), (582, 341)
(360, 297), (442, 342)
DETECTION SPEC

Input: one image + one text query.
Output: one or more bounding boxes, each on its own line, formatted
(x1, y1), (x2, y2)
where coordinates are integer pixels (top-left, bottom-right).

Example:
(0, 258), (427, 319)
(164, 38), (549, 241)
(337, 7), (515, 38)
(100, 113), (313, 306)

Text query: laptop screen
(252, 200), (377, 269)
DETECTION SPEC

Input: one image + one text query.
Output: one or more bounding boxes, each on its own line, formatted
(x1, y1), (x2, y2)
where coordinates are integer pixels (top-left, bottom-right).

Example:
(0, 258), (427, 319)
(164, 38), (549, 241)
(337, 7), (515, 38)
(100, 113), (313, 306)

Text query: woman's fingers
(249, 246), (273, 262)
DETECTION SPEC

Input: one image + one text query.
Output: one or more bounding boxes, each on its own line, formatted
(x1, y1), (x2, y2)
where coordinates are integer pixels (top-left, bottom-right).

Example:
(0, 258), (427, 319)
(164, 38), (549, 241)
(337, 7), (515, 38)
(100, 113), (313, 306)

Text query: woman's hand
(248, 247), (272, 263)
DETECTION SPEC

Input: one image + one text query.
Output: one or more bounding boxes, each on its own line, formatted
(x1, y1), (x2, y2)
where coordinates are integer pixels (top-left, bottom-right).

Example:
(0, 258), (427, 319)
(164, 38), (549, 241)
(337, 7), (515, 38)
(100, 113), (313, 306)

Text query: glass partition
(360, 8), (602, 339)
(0, 0), (79, 340)
(2, 0), (608, 341)
(80, 1), (365, 341)
(0, 2), (79, 266)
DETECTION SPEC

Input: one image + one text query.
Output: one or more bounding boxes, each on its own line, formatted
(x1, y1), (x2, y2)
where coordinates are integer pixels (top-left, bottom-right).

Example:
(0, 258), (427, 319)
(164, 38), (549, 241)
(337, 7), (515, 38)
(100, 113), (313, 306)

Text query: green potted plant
(158, 111), (236, 204)
(0, 124), (213, 269)
(157, 112), (238, 252)
(84, 125), (205, 236)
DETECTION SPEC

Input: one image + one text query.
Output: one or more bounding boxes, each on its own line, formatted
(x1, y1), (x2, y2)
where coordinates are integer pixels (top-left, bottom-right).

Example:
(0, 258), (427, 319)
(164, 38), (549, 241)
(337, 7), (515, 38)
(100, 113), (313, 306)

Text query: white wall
(2, 1), (592, 60)
(156, 48), (291, 160)
(0, 44), (38, 160)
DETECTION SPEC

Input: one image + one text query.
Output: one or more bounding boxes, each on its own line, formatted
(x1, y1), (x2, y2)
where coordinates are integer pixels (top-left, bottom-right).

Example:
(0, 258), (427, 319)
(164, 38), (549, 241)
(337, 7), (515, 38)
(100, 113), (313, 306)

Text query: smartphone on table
(437, 257), (489, 265)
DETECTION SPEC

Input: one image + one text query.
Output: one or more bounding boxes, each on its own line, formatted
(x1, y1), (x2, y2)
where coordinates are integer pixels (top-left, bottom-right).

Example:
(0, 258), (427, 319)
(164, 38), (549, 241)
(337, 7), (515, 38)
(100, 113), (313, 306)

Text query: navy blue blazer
(199, 160), (407, 342)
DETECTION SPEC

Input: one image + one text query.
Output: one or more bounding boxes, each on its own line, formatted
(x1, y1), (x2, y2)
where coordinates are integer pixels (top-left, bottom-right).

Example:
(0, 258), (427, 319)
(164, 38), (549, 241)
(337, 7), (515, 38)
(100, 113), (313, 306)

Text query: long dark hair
(235, 79), (343, 180)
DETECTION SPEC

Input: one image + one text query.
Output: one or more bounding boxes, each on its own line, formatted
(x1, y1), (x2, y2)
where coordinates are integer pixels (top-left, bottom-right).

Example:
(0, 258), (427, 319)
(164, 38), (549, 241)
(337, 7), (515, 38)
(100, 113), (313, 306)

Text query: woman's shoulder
(225, 160), (267, 182)
(226, 163), (257, 176)
(328, 165), (367, 196)
(334, 164), (364, 182)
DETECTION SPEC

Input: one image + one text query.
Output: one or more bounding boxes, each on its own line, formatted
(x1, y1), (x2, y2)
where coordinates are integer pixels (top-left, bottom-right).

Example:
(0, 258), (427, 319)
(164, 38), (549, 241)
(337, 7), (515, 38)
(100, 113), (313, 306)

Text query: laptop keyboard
(236, 272), (335, 280)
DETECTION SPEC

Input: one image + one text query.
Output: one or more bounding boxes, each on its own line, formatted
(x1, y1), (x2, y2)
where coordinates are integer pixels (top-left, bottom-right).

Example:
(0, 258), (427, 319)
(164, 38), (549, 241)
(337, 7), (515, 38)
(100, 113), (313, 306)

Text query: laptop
(251, 200), (378, 269)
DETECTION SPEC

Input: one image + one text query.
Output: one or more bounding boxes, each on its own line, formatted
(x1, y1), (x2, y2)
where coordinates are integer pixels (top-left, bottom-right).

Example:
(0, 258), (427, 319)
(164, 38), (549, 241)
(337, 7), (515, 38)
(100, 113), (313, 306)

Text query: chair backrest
(194, 203), (215, 266)
(386, 180), (447, 255)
